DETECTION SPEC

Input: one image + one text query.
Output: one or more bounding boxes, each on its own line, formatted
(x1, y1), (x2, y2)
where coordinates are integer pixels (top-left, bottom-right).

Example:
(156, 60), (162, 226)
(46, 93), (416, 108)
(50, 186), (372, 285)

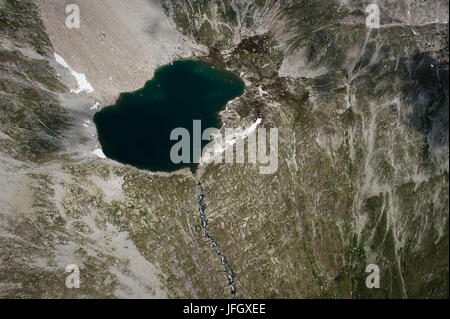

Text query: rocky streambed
(195, 178), (236, 299)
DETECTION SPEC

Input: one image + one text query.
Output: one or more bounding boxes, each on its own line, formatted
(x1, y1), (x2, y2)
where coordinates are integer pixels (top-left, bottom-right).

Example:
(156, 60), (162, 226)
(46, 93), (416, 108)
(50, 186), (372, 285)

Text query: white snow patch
(83, 120), (91, 128)
(54, 53), (94, 94)
(200, 118), (262, 165)
(92, 148), (106, 159)
(258, 86), (269, 97)
(0, 130), (10, 140)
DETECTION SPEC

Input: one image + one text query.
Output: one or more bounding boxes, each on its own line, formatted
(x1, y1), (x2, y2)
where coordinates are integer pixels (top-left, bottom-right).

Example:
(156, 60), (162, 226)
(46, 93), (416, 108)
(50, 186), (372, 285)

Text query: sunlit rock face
(0, 0), (448, 298)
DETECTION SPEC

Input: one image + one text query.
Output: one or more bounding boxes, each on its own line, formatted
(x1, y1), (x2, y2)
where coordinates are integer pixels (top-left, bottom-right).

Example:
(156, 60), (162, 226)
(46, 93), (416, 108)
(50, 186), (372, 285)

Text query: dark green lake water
(93, 60), (245, 172)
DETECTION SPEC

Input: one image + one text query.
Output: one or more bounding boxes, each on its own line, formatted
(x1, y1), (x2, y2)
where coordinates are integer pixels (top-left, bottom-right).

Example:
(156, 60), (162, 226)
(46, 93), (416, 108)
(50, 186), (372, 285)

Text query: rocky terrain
(0, 0), (448, 298)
